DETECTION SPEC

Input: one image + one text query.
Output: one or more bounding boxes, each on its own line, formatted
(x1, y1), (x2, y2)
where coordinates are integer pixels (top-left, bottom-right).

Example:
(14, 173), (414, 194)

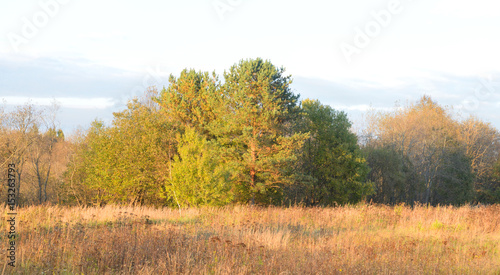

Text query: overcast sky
(1, 0), (499, 134)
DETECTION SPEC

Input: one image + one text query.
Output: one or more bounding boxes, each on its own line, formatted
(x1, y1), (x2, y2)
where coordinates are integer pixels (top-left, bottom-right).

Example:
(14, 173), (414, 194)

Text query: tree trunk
(250, 139), (257, 205)
(250, 169), (256, 205)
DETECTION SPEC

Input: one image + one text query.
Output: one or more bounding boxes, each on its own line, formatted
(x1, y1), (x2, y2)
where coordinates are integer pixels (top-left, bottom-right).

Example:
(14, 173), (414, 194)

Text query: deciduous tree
(364, 96), (475, 205)
(167, 127), (233, 207)
(65, 90), (173, 206)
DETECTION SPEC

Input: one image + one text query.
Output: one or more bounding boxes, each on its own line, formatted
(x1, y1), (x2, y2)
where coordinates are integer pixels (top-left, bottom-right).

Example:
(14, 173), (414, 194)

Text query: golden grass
(1, 204), (500, 274)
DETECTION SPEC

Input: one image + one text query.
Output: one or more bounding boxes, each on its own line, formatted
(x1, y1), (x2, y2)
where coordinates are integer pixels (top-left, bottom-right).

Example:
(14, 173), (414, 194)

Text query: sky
(1, 0), (499, 134)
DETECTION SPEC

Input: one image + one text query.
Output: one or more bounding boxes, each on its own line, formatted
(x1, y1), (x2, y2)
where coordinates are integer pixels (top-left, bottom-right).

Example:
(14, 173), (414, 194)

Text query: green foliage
(476, 159), (500, 203)
(65, 97), (172, 206)
(64, 120), (109, 205)
(363, 96), (497, 206)
(364, 146), (421, 205)
(431, 220), (445, 230)
(494, 161), (500, 198)
(167, 127), (233, 207)
(69, 59), (312, 207)
(56, 129), (64, 140)
(433, 149), (475, 205)
(495, 160), (500, 180)
(290, 99), (373, 206)
(157, 69), (220, 136)
(63, 61), (497, 208)
(214, 58), (308, 204)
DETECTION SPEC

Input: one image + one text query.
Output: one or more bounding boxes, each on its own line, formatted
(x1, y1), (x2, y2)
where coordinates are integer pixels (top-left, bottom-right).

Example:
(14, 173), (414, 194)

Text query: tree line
(362, 96), (500, 205)
(2, 58), (499, 207)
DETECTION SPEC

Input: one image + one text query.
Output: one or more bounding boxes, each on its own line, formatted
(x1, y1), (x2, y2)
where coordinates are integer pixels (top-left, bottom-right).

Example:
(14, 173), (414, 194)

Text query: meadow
(1, 204), (499, 274)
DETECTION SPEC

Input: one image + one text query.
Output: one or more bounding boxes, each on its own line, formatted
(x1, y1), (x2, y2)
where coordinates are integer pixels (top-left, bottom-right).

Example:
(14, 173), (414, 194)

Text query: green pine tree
(294, 99), (373, 205)
(213, 58), (308, 204)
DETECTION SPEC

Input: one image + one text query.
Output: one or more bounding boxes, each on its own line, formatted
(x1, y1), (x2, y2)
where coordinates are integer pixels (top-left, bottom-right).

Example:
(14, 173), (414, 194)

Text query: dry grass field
(1, 204), (500, 274)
